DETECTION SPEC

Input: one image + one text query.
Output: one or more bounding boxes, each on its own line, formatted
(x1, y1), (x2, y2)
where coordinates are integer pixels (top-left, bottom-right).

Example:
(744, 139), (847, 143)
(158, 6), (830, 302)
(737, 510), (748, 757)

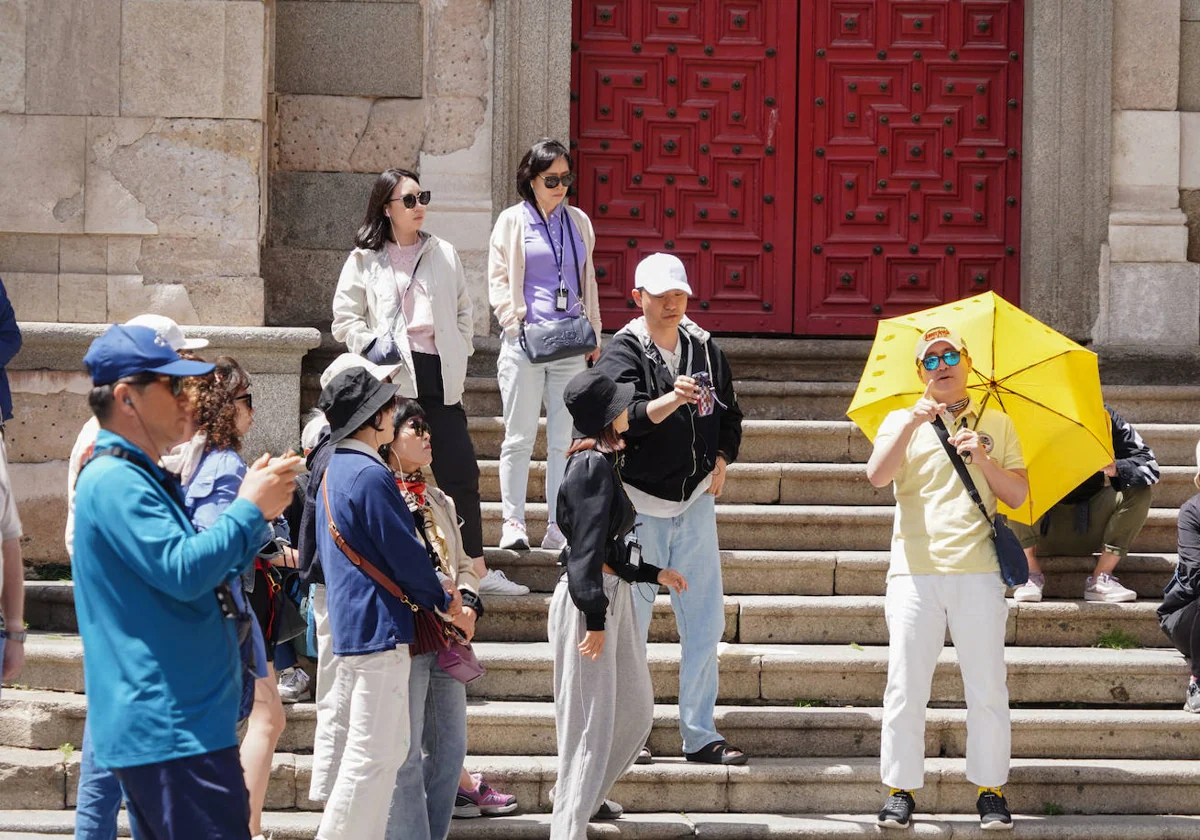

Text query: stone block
(12, 461), (68, 563)
(58, 235), (107, 274)
(426, 0), (490, 98)
(1108, 222), (1190, 262)
(1102, 262), (1200, 346)
(135, 236), (259, 282)
(25, 0), (120, 116)
(1183, 21), (1200, 112)
(6, 387), (91, 464)
(1111, 0), (1181, 110)
(1183, 113), (1200, 188)
(262, 246), (346, 328)
(0, 0), (25, 113)
(56, 274), (107, 323)
(223, 2), (266, 120)
(106, 236), (142, 275)
(1111, 110), (1182, 208)
(175, 276), (265, 326)
(424, 96), (487, 157)
(3, 273), (58, 321)
(273, 94), (373, 172)
(268, 171), (375, 250)
(0, 235), (58, 274)
(85, 117), (261, 239)
(275, 2), (422, 97)
(106, 275), (200, 325)
(350, 98), (425, 172)
(0, 115), (86, 234)
(1183, 189), (1200, 262)
(0, 747), (69, 809)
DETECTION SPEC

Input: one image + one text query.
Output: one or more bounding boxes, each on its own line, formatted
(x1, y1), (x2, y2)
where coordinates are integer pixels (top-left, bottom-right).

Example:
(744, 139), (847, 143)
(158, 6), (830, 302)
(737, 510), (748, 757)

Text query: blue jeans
(74, 717), (123, 840)
(384, 653), (468, 840)
(631, 492), (725, 754)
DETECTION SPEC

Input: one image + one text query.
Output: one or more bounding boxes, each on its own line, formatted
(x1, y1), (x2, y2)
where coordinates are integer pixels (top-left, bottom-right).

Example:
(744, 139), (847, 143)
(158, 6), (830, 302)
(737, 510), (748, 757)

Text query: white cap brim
(179, 337), (210, 350)
(636, 279), (694, 296)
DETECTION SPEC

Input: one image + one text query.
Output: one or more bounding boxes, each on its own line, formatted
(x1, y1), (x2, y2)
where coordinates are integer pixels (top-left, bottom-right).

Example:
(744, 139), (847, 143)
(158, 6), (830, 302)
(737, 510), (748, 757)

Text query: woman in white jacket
(488, 139), (603, 554)
(332, 168), (503, 589)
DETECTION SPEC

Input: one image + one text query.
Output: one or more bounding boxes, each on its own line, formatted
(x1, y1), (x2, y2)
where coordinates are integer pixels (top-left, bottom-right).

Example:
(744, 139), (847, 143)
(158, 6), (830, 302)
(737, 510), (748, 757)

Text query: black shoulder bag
(931, 417), (1029, 587)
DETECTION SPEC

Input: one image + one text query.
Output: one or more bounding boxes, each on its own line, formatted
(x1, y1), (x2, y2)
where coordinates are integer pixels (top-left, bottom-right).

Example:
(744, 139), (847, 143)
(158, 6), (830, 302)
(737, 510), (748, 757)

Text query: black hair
(355, 168), (421, 252)
(515, 139), (573, 205)
(352, 400), (395, 438)
(379, 398), (427, 463)
(88, 372), (161, 423)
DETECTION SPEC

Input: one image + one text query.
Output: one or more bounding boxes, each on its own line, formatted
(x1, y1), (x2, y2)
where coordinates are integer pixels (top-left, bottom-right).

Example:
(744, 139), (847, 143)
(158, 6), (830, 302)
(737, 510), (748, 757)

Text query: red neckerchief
(396, 471), (427, 509)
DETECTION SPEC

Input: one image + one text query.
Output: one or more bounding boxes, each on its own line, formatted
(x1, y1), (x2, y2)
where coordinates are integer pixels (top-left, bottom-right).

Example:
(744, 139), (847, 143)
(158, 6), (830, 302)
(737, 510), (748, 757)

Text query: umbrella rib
(982, 383), (1113, 455)
(990, 349), (1075, 386)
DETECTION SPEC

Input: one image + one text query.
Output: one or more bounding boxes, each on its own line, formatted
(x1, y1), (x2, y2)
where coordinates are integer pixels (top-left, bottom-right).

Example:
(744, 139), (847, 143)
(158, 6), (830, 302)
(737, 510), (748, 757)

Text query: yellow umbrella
(847, 291), (1113, 525)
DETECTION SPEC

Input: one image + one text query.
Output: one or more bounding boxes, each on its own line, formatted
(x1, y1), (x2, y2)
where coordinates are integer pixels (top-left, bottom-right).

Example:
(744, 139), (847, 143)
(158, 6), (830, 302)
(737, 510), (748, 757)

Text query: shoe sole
(480, 802), (520, 816)
(635, 754), (652, 765)
(499, 538), (530, 551)
(453, 805), (482, 819)
(1084, 592), (1137, 602)
(981, 820), (1013, 831)
(1186, 702), (1200, 714)
(279, 691), (311, 704)
(876, 817), (911, 829)
(1011, 592), (1042, 603)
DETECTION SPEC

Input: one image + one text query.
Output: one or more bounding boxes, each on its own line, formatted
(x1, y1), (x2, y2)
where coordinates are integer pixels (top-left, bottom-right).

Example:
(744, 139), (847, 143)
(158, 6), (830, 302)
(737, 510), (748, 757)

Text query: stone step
(9, 690), (1200, 762)
(475, 460), (1198, 508)
(9, 810), (1200, 840)
(14, 636), (1190, 704)
(482, 550), (1178, 597)
(479, 502), (1181, 553)
(466, 417), (1200, 468)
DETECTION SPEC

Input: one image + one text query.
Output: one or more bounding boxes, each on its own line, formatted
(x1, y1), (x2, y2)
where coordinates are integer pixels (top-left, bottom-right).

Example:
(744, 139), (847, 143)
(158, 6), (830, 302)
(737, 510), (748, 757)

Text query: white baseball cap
(634, 253), (693, 296)
(319, 352), (411, 396)
(913, 326), (967, 362)
(301, 413), (329, 452)
(124, 314), (209, 351)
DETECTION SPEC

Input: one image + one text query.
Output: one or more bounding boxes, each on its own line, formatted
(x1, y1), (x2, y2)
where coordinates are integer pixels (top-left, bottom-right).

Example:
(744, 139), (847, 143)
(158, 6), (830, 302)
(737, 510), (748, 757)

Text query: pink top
(386, 239), (437, 355)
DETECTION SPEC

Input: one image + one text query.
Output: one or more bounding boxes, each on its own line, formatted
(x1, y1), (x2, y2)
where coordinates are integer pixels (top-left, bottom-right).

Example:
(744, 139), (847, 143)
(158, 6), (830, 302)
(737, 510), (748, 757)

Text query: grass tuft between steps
(1095, 628), (1140, 650)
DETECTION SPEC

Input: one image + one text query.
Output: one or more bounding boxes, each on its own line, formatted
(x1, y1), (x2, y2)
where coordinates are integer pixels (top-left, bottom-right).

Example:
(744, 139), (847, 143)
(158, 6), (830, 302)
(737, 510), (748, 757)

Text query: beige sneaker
(1084, 573), (1137, 602)
(1012, 572), (1044, 603)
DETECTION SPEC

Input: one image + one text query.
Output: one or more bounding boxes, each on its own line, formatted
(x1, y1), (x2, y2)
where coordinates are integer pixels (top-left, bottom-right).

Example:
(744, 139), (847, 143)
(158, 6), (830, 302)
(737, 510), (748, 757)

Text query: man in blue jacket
(73, 324), (300, 839)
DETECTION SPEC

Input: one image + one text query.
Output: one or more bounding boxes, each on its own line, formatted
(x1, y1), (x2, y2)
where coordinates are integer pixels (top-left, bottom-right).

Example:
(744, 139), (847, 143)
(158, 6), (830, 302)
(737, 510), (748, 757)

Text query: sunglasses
(235, 392), (254, 411)
(540, 173), (577, 189)
(920, 350), (962, 371)
(405, 417), (431, 437)
(388, 191), (432, 209)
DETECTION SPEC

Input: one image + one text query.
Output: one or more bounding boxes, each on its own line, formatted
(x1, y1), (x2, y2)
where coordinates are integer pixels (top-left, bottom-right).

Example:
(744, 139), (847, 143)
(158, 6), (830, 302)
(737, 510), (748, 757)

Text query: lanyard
(536, 205), (582, 296)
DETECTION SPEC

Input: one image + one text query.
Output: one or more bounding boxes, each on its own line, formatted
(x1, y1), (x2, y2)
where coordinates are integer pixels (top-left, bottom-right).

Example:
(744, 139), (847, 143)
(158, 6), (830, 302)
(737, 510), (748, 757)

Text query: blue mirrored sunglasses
(921, 350), (962, 371)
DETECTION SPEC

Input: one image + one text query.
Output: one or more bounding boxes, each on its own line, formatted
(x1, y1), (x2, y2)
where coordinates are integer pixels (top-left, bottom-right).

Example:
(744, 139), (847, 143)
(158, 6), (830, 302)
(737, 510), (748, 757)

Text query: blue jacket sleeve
(190, 458), (272, 551)
(0, 279), (22, 368)
(88, 467), (266, 602)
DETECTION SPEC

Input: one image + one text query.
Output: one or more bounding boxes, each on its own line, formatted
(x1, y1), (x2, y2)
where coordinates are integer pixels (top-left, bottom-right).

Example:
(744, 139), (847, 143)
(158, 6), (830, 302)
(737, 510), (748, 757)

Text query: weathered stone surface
(1108, 221), (1190, 262)
(56, 274), (107, 323)
(175, 276), (265, 326)
(12, 461), (68, 563)
(0, 0), (25, 113)
(0, 235), (58, 274)
(1183, 21), (1200, 112)
(136, 236), (259, 282)
(25, 0), (120, 116)
(1103, 262), (1200, 345)
(1111, 110), (1182, 209)
(262, 246), (346, 328)
(121, 1), (265, 120)
(350, 98), (425, 172)
(268, 171), (375, 250)
(459, 248), (490, 337)
(57, 236), (107, 274)
(274, 95), (372, 172)
(85, 117), (261, 239)
(427, 0), (490, 98)
(0, 115), (86, 234)
(1111, 0), (1181, 111)
(106, 275), (199, 324)
(105, 236), (142, 275)
(1182, 112), (1200, 189)
(6, 388), (90, 464)
(275, 2), (422, 97)
(3, 273), (58, 321)
(1182, 189), (1200, 263)
(424, 97), (487, 156)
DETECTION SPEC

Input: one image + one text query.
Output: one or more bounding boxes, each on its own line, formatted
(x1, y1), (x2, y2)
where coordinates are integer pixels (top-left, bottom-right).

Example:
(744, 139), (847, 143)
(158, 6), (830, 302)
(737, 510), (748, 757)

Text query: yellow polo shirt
(876, 401), (1025, 576)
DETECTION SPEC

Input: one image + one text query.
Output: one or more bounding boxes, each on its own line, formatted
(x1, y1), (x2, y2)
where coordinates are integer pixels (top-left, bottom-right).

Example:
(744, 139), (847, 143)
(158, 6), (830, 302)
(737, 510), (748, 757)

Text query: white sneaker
(479, 568), (530, 596)
(499, 518), (529, 551)
(1084, 573), (1137, 603)
(277, 666), (311, 703)
(541, 522), (567, 551)
(1012, 572), (1045, 603)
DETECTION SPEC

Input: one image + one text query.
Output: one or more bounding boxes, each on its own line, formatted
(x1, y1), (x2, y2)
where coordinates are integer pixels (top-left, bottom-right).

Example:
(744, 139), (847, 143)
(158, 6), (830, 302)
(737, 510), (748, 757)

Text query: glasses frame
(387, 191), (432, 210)
(920, 350), (962, 371)
(234, 392), (254, 412)
(539, 173), (577, 189)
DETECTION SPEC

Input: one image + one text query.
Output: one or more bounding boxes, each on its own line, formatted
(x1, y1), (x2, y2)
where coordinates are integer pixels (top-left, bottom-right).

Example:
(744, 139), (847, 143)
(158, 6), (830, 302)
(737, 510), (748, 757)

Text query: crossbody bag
(519, 209), (598, 363)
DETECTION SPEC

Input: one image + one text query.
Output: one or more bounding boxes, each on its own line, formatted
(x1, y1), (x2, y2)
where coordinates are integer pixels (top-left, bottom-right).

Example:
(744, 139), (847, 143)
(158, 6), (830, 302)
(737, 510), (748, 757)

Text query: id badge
(627, 540), (642, 567)
(555, 287), (569, 312)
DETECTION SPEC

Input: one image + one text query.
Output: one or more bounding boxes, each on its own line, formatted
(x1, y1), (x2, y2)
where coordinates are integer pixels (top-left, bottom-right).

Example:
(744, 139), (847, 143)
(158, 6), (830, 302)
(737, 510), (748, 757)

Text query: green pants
(1008, 484), (1152, 559)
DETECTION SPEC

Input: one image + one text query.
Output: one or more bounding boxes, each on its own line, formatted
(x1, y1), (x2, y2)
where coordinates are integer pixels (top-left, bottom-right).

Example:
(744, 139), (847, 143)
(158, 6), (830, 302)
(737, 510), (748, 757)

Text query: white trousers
(308, 584), (340, 800)
(880, 572), (1011, 791)
(313, 645), (412, 840)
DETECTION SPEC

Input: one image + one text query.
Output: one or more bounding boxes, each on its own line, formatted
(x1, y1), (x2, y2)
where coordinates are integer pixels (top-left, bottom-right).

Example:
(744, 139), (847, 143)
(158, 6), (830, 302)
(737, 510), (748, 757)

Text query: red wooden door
(796, 0), (1024, 334)
(571, 2), (799, 332)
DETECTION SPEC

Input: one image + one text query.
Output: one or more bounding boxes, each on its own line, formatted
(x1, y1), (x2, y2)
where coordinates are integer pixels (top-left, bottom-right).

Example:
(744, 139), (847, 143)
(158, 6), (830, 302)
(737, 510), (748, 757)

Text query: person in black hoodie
(592, 253), (744, 765)
(1159, 439), (1200, 713)
(550, 368), (687, 838)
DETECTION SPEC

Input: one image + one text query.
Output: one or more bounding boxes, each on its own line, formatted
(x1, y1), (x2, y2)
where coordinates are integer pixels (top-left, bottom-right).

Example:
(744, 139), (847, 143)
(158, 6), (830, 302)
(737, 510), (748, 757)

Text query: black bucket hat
(317, 367), (400, 445)
(563, 368), (635, 438)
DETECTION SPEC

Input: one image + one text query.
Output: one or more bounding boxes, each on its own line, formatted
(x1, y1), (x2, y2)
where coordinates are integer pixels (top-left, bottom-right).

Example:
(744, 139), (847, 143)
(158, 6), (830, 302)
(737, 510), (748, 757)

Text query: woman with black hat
(550, 368), (688, 838)
(309, 368), (455, 840)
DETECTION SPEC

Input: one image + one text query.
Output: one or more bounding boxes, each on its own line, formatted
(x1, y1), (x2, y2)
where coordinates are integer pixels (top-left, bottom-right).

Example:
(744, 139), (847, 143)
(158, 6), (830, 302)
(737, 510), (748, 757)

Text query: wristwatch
(0, 629), (26, 643)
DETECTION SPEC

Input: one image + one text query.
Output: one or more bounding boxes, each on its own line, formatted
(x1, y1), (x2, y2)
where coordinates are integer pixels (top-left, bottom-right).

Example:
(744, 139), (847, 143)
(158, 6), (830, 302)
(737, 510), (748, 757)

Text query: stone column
(1096, 0), (1200, 346)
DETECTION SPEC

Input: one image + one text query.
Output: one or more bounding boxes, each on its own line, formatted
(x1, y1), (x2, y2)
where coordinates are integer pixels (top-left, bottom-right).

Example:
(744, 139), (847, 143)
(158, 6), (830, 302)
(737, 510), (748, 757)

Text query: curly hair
(184, 355), (251, 452)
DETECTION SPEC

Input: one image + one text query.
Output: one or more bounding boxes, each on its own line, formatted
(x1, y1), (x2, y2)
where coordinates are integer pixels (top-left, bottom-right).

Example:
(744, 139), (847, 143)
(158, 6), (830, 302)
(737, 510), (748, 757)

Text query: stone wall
(263, 0), (496, 341)
(1182, 0), (1200, 262)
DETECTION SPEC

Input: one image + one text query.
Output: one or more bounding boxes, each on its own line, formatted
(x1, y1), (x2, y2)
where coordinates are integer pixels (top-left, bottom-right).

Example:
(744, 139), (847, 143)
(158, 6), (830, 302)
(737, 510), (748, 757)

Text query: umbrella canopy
(847, 292), (1113, 525)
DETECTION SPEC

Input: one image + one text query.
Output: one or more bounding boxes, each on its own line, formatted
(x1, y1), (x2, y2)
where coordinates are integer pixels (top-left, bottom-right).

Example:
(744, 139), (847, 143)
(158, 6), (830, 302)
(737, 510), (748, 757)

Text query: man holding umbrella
(866, 326), (1028, 831)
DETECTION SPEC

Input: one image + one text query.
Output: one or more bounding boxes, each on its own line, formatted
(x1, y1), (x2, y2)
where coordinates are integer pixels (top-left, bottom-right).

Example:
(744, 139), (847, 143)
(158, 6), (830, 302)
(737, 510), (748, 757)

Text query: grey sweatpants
(549, 573), (653, 839)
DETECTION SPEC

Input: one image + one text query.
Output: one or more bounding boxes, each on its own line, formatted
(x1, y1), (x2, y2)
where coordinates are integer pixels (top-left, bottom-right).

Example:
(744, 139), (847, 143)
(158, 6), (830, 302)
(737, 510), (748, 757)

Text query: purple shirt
(522, 201), (586, 324)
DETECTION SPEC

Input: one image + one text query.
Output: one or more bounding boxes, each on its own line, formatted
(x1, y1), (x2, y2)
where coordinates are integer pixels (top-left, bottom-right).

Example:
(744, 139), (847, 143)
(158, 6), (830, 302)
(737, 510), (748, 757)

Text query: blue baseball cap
(84, 324), (215, 386)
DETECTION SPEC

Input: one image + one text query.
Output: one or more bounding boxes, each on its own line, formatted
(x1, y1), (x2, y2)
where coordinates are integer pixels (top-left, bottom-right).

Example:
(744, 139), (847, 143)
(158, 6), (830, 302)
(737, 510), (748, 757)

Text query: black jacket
(556, 449), (662, 631)
(593, 318), (742, 502)
(297, 431), (333, 585)
(1159, 495), (1200, 635)
(1062, 406), (1159, 503)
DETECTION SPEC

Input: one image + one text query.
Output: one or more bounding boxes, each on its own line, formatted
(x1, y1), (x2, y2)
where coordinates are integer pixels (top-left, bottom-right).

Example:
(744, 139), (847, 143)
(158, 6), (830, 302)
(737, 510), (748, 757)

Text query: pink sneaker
(454, 773), (519, 818)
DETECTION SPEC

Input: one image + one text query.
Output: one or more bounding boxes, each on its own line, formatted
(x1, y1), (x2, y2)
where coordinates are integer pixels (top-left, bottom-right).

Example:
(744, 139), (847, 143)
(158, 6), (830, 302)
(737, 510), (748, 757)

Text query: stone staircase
(6, 346), (1200, 837)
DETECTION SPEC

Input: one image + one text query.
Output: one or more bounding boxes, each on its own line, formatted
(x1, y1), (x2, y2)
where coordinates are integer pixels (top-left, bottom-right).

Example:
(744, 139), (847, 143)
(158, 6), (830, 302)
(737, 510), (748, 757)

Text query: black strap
(931, 416), (996, 537)
(80, 446), (189, 513)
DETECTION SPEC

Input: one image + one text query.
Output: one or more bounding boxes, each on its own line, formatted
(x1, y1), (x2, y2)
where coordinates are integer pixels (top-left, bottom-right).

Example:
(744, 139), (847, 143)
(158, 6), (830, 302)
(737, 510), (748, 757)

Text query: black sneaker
(977, 787), (1013, 831)
(592, 799), (623, 820)
(877, 789), (915, 829)
(1185, 680), (1200, 714)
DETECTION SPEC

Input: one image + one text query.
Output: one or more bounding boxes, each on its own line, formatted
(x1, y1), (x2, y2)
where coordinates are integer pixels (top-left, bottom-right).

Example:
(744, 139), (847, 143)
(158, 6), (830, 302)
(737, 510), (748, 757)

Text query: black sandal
(685, 739), (747, 766)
